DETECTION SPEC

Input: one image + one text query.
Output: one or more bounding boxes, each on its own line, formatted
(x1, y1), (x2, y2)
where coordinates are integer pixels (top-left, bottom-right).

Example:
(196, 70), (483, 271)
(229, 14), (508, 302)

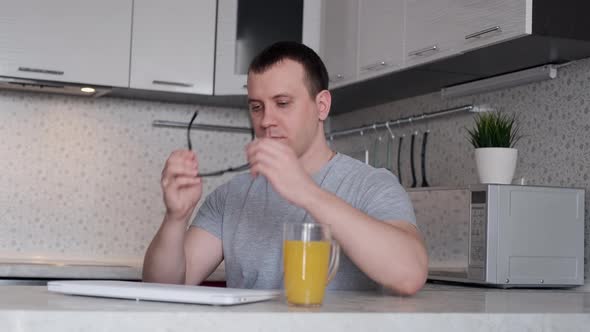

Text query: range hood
(0, 76), (111, 98)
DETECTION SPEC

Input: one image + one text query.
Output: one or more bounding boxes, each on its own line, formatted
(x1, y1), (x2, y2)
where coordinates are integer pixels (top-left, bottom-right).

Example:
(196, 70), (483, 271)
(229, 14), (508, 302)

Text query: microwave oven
(407, 185), (585, 287)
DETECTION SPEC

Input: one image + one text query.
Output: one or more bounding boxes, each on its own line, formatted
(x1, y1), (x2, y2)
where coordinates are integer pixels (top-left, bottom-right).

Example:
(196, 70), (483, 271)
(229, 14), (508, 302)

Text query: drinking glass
(282, 222), (340, 307)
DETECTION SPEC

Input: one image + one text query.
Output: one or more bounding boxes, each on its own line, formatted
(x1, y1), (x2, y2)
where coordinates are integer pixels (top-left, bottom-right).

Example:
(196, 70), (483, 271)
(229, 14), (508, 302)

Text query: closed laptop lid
(47, 280), (281, 306)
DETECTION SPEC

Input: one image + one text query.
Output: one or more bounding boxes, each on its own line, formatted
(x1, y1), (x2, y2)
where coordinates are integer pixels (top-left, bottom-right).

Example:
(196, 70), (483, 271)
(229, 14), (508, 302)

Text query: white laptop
(47, 280), (281, 306)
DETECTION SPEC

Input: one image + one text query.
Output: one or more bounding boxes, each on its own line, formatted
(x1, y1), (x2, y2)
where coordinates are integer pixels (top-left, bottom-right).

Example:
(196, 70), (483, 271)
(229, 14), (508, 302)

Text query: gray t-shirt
(191, 153), (416, 290)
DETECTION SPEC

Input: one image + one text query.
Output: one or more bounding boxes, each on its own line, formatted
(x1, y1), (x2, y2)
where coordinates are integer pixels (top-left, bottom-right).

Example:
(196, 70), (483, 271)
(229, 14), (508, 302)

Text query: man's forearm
(142, 217), (188, 284)
(302, 186), (428, 295)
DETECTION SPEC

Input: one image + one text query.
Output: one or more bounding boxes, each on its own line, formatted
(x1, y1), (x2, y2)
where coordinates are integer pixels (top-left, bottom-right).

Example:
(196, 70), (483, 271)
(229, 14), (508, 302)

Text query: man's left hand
(246, 138), (317, 207)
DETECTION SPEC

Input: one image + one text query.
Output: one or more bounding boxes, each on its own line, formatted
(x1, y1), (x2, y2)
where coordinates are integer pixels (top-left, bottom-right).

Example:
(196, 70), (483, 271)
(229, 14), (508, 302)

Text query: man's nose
(260, 108), (277, 129)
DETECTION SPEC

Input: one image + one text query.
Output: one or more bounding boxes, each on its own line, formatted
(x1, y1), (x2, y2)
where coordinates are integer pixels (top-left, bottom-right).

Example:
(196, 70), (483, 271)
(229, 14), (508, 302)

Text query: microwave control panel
(469, 191), (487, 268)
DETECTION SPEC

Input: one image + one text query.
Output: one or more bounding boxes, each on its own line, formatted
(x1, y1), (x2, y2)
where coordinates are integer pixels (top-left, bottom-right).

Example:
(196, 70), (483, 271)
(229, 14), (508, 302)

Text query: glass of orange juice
(282, 222), (340, 307)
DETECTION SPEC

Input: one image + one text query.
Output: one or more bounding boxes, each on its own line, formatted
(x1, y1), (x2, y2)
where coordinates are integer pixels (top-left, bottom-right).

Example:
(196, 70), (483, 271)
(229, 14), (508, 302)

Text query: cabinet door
(405, 0), (463, 68)
(456, 0), (530, 52)
(0, 0), (131, 87)
(214, 0), (322, 95)
(358, 0), (405, 80)
(130, 0), (215, 94)
(320, 0), (358, 88)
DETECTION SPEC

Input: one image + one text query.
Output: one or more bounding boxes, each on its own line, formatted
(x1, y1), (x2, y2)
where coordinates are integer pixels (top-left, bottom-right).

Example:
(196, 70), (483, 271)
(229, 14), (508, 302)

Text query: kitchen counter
(0, 259), (225, 283)
(1, 283), (589, 331)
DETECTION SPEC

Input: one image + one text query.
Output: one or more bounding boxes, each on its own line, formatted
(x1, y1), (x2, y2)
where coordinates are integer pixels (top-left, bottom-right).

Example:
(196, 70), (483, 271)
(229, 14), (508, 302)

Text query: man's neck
(299, 137), (335, 175)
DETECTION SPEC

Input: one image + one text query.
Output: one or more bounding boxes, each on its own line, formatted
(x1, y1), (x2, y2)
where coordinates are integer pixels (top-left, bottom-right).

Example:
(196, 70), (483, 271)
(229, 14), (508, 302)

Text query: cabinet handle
(329, 74), (345, 82)
(18, 67), (64, 75)
(152, 80), (194, 88)
(465, 26), (501, 40)
(408, 45), (439, 57)
(361, 61), (389, 72)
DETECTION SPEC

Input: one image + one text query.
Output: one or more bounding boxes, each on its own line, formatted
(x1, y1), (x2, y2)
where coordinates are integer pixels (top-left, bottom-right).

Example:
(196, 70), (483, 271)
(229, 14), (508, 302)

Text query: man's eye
(249, 105), (262, 112)
(277, 101), (290, 107)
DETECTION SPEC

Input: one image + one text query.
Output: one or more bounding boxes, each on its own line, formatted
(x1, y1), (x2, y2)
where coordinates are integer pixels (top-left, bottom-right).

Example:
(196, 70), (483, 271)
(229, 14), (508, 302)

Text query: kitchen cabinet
(0, 0), (131, 87)
(330, 1), (590, 113)
(129, 0), (216, 94)
(214, 0), (322, 95)
(357, 0), (405, 81)
(404, 0), (465, 68)
(455, 0), (529, 52)
(320, 0), (359, 88)
(404, 0), (530, 68)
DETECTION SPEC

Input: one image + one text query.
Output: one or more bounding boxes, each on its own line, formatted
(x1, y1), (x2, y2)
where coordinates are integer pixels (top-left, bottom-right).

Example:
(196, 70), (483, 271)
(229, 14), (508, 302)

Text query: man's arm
(184, 227), (223, 285)
(301, 187), (428, 295)
(247, 140), (428, 295)
(142, 217), (223, 285)
(143, 149), (223, 285)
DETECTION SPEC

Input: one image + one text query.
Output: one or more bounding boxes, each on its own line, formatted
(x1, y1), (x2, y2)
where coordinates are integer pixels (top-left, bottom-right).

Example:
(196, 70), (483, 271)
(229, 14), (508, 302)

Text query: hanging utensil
(370, 124), (383, 167)
(385, 122), (395, 173)
(421, 130), (430, 187)
(397, 135), (404, 186)
(410, 132), (418, 188)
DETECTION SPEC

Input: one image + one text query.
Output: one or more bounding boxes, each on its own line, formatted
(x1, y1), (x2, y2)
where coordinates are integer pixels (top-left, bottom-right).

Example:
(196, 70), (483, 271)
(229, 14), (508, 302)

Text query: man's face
(246, 59), (323, 157)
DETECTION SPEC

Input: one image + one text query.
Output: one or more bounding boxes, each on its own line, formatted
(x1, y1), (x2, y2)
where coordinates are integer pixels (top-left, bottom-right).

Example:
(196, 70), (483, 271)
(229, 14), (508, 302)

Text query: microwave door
(409, 189), (472, 281)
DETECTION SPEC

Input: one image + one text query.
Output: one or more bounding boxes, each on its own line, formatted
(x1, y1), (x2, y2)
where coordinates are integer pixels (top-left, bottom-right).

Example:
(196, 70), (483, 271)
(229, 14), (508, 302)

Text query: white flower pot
(474, 148), (518, 184)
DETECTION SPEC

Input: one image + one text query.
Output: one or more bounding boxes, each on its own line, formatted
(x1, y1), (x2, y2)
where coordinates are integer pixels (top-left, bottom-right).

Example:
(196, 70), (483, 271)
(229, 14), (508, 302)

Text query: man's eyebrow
(272, 94), (293, 99)
(248, 94), (293, 103)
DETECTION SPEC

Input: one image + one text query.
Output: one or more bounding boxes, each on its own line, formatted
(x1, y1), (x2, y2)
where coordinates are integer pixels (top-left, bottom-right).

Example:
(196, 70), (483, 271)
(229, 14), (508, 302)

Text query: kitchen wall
(0, 91), (251, 265)
(2, 56), (589, 278)
(329, 57), (590, 280)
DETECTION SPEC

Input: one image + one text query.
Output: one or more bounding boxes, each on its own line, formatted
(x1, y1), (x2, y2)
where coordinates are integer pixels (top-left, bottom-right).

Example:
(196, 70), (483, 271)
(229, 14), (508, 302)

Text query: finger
(248, 155), (278, 179)
(164, 163), (199, 179)
(163, 175), (201, 193)
(168, 149), (189, 162)
(183, 158), (198, 171)
(174, 176), (201, 188)
(165, 151), (198, 172)
(168, 149), (199, 165)
(246, 139), (283, 163)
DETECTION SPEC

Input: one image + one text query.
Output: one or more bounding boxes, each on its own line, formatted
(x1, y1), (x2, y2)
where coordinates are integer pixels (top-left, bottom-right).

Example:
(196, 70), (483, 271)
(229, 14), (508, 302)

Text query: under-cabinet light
(441, 64), (558, 98)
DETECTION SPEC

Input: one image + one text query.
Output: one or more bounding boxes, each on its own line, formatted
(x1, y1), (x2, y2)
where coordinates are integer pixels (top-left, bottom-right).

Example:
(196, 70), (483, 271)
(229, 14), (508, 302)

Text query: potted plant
(466, 111), (522, 184)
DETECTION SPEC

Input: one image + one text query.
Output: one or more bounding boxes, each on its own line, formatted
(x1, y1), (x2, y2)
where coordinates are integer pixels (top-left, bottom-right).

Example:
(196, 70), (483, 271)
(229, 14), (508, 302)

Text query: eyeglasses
(187, 110), (251, 177)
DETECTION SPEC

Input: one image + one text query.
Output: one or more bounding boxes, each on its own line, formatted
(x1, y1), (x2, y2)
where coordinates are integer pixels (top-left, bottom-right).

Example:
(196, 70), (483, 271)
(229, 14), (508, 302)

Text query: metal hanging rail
(152, 120), (252, 134)
(153, 104), (489, 137)
(325, 104), (488, 139)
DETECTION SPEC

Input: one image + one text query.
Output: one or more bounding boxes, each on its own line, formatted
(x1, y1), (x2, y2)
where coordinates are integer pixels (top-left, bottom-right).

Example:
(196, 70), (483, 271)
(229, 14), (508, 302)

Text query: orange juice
(283, 240), (330, 306)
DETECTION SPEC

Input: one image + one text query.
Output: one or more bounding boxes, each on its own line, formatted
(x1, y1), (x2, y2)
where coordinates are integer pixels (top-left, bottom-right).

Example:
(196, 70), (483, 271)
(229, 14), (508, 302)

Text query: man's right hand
(161, 150), (203, 223)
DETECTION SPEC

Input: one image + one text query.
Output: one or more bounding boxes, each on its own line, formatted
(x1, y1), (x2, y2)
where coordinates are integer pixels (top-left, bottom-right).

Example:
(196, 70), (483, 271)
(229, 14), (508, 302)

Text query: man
(143, 41), (428, 295)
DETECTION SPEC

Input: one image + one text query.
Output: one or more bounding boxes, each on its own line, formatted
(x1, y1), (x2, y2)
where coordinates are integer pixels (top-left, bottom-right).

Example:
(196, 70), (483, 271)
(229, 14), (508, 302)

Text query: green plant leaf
(465, 111), (522, 148)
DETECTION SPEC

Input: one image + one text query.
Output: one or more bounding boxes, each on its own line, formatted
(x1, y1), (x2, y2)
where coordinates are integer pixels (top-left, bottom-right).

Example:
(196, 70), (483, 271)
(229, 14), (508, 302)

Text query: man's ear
(315, 90), (332, 121)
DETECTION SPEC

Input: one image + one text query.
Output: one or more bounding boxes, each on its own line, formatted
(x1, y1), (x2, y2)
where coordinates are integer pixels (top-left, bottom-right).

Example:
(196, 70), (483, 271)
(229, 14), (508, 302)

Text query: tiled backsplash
(330, 57), (590, 280)
(0, 91), (250, 264)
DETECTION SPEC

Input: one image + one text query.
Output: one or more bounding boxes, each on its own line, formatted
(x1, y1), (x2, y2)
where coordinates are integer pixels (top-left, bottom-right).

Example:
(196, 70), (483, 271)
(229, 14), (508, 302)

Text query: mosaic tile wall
(0, 91), (251, 265)
(329, 57), (590, 280)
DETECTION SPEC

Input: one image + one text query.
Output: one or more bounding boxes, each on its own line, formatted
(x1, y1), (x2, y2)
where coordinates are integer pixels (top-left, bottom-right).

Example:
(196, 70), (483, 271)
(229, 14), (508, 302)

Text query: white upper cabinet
(320, 0), (359, 88)
(0, 0), (131, 87)
(404, 0), (465, 67)
(357, 0), (405, 80)
(214, 0), (321, 95)
(130, 0), (216, 94)
(405, 0), (530, 68)
(455, 0), (530, 52)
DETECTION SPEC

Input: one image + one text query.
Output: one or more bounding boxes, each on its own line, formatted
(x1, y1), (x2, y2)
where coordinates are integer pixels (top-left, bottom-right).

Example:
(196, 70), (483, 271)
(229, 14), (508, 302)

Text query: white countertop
(1, 283), (589, 331)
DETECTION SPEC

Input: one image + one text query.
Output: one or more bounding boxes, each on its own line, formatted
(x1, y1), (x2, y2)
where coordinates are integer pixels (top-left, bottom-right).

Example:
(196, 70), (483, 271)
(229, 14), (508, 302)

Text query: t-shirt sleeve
(190, 182), (229, 239)
(357, 169), (417, 226)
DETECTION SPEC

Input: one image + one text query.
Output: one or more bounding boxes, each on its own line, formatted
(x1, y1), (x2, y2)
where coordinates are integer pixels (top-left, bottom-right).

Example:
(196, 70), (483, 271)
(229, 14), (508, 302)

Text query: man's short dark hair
(248, 41), (329, 98)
